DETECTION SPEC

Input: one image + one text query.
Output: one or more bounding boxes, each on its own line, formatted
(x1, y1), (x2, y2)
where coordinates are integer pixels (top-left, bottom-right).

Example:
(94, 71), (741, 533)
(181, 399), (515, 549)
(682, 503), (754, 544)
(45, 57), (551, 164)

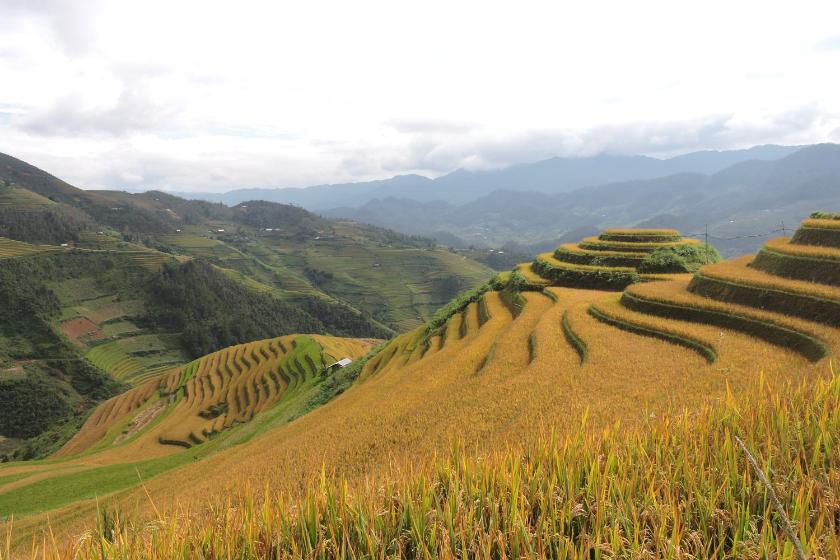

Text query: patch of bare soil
(60, 317), (102, 344)
(113, 399), (167, 444)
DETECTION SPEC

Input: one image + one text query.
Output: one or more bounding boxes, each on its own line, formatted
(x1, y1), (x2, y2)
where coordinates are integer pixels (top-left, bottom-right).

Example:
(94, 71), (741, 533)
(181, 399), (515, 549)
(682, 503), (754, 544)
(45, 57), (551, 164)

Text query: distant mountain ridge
(171, 144), (803, 208)
(323, 144), (840, 257)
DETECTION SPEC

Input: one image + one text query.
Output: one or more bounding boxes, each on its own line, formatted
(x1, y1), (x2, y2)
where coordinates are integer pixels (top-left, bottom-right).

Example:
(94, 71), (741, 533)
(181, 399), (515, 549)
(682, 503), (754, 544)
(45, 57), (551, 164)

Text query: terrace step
(689, 256), (840, 326)
(588, 301), (717, 363)
(622, 280), (831, 362)
(532, 252), (639, 290)
(578, 236), (701, 253)
(598, 228), (682, 243)
(791, 219), (840, 248)
(751, 238), (840, 286)
(553, 243), (647, 268)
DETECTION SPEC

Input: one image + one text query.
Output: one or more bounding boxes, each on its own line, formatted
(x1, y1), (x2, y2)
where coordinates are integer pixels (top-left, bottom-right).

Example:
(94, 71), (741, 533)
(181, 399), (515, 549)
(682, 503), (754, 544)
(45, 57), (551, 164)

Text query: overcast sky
(1, 0), (839, 192)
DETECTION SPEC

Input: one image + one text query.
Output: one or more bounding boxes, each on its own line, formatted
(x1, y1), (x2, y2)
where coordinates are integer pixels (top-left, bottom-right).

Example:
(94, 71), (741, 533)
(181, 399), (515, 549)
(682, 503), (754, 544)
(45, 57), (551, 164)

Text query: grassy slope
(155, 223), (492, 332)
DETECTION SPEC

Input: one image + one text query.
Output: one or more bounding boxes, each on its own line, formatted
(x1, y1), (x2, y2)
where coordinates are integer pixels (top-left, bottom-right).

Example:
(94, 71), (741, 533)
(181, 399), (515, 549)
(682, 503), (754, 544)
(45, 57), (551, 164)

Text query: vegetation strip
(620, 291), (828, 362)
(477, 295), (491, 326)
(561, 311), (588, 364)
(475, 342), (496, 374)
(587, 305), (717, 363)
(527, 331), (537, 364)
(533, 253), (639, 290)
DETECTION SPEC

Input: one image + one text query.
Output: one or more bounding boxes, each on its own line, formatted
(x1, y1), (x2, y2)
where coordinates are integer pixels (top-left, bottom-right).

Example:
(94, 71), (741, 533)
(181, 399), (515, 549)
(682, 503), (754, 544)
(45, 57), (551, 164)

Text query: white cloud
(0, 0), (839, 191)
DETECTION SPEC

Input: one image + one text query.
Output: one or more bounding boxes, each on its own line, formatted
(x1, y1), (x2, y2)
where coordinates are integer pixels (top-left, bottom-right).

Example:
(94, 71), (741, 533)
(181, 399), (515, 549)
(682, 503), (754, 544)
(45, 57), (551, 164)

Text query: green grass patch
(0, 451), (197, 517)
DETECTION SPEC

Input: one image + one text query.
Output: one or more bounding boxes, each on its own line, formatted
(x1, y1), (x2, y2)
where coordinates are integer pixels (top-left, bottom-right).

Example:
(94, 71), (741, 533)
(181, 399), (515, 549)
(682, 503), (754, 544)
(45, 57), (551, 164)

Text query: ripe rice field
(791, 218), (840, 247)
(554, 242), (647, 267)
(525, 228), (701, 291)
(623, 280), (836, 360)
(535, 252), (636, 273)
(37, 370), (840, 559)
(689, 256), (840, 326)
(0, 237), (63, 259)
(4, 218), (840, 556)
(600, 227), (681, 235)
(699, 255), (840, 302)
(761, 236), (840, 261)
(7, 275), (830, 555)
(514, 262), (552, 285)
(0, 187), (54, 210)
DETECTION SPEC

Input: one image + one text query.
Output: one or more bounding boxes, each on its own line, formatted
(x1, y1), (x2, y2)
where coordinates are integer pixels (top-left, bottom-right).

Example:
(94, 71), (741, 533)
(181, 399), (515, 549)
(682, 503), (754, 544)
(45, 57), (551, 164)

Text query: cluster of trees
(233, 201), (327, 237)
(0, 375), (72, 439)
(0, 257), (124, 459)
(0, 204), (91, 244)
(638, 244), (722, 274)
(143, 260), (390, 358)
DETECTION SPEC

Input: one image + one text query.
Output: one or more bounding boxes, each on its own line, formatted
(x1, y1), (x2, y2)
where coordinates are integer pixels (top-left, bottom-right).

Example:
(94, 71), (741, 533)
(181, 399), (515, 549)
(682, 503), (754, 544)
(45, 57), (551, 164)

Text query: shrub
(638, 244), (721, 273)
(532, 256), (639, 290)
(425, 283), (491, 335)
(810, 211), (840, 220)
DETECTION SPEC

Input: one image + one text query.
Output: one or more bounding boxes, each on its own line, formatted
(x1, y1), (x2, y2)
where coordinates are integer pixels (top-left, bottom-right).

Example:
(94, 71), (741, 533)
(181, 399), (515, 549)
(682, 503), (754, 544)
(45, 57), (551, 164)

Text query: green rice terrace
(151, 219), (492, 331)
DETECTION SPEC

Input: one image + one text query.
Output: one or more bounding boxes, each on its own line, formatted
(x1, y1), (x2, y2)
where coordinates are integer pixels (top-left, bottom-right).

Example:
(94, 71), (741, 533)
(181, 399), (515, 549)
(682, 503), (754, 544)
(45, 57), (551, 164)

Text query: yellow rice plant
(31, 363), (840, 559)
(800, 218), (840, 230)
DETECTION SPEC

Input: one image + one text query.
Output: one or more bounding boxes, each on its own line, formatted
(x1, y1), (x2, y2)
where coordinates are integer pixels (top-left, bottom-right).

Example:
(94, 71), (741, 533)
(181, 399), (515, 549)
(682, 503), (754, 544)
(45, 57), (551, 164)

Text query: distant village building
(325, 358), (353, 372)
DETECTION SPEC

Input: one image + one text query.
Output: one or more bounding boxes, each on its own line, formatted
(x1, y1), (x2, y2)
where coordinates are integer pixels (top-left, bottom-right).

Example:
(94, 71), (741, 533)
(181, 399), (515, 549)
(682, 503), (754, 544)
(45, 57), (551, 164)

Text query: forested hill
(0, 151), (492, 331)
(0, 152), (492, 461)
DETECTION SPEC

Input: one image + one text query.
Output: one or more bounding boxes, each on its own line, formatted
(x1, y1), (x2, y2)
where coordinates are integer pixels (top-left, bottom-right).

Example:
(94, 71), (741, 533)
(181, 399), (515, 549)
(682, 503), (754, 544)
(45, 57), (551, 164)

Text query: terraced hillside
(1, 152), (494, 332)
(5, 217), (840, 556)
(522, 228), (718, 289)
(152, 216), (493, 331)
(0, 236), (64, 259)
(590, 214), (840, 364)
(0, 335), (372, 523)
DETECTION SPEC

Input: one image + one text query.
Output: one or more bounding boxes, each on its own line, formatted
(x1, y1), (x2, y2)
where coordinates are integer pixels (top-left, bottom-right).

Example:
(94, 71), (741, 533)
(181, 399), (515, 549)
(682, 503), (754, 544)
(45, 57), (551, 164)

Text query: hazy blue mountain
(324, 144), (840, 257)
(172, 144), (803, 209)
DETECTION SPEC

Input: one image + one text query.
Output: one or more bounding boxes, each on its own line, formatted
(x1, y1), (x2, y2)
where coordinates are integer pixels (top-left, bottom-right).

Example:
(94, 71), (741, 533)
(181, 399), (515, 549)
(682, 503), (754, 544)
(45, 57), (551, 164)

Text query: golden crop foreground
(24, 365), (840, 559)
(3, 220), (840, 556)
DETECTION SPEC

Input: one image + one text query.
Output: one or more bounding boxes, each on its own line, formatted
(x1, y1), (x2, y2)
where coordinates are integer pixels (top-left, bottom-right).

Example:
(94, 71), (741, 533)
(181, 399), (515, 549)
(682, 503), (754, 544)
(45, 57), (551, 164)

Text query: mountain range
(173, 144), (802, 208)
(323, 144), (840, 256)
(166, 143), (840, 256)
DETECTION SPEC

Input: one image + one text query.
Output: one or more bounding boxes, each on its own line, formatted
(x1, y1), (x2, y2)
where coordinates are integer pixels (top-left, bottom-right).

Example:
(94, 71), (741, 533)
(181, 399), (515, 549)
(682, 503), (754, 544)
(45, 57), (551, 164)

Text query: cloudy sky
(1, 0), (839, 192)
